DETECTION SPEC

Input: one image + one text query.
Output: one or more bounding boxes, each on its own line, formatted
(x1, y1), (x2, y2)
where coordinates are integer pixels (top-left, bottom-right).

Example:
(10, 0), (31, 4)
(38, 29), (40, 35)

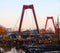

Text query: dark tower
(56, 15), (59, 40)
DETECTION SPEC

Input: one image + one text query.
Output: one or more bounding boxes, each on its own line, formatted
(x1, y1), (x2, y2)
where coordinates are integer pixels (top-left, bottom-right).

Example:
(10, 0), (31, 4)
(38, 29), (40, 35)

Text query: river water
(0, 48), (60, 53)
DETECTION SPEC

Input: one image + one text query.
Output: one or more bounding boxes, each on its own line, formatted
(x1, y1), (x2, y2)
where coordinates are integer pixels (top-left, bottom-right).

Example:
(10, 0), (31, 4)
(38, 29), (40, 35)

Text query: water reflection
(0, 48), (25, 53)
(6, 48), (17, 53)
(0, 48), (60, 53)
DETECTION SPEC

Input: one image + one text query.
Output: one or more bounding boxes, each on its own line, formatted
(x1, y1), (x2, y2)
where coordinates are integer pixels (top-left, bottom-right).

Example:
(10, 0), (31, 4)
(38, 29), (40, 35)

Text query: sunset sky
(0, 0), (60, 31)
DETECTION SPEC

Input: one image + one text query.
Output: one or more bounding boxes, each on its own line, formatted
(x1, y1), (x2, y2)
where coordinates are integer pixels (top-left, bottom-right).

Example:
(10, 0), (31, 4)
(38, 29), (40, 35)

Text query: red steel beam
(39, 17), (56, 34)
(19, 4), (39, 33)
(19, 4), (56, 34)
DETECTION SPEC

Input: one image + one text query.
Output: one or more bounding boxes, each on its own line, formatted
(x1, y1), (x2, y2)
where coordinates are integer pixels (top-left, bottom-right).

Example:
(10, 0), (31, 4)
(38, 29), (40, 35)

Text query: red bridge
(19, 4), (56, 34)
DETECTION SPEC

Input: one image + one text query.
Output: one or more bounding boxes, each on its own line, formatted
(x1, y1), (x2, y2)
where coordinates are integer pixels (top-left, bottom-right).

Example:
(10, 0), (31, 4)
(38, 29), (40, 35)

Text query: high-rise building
(56, 15), (60, 40)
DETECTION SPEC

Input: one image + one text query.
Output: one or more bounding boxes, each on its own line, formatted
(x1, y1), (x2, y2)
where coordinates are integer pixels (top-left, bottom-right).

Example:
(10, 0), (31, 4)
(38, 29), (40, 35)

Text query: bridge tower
(19, 4), (39, 33)
(45, 17), (56, 33)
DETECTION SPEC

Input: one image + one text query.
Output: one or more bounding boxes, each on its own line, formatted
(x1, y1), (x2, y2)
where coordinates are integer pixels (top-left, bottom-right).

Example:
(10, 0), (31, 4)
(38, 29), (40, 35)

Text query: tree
(0, 25), (7, 35)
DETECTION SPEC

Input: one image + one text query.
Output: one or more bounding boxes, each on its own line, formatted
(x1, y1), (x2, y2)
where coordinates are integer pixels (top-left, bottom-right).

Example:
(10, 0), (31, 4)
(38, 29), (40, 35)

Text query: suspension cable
(13, 16), (20, 31)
